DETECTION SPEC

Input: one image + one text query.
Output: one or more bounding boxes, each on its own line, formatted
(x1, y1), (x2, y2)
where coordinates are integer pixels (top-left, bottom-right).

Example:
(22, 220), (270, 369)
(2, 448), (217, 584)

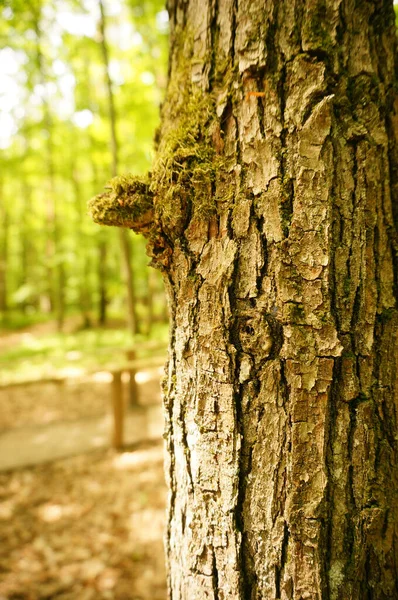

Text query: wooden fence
(0, 342), (167, 450)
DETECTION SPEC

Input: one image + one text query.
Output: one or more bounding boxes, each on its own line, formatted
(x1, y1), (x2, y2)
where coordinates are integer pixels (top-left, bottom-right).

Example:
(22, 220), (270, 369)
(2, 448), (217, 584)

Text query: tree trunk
(33, 4), (65, 330)
(20, 178), (32, 312)
(70, 158), (92, 328)
(120, 228), (139, 334)
(144, 267), (155, 335)
(88, 120), (109, 327)
(97, 231), (108, 326)
(19, 133), (34, 313)
(0, 179), (8, 318)
(90, 0), (398, 597)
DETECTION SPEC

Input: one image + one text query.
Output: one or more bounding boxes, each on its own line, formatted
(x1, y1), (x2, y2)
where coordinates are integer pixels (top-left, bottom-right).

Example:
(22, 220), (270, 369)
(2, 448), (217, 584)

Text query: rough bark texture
(89, 1), (398, 598)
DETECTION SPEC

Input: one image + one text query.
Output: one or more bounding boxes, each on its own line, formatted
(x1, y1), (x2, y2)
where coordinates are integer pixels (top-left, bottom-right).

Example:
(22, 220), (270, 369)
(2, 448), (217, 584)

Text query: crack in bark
(323, 356), (339, 600)
(277, 58), (293, 239)
(211, 547), (220, 600)
(329, 137), (342, 335)
(275, 521), (290, 599)
(225, 254), (253, 599)
(345, 394), (358, 571)
(230, 0), (238, 65)
(208, 0), (220, 92)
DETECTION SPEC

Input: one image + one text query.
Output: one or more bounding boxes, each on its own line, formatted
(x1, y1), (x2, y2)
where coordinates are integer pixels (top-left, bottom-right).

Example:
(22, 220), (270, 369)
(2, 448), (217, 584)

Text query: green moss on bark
(87, 174), (154, 235)
(152, 88), (226, 238)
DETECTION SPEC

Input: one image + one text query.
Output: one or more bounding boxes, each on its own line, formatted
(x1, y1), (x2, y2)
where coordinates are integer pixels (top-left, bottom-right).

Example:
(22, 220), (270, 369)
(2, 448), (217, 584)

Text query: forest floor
(0, 319), (168, 599)
(0, 442), (167, 600)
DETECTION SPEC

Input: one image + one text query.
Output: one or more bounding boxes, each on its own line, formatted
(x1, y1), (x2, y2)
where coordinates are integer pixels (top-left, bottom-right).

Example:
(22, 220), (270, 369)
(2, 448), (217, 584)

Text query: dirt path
(0, 403), (163, 471)
(0, 367), (163, 430)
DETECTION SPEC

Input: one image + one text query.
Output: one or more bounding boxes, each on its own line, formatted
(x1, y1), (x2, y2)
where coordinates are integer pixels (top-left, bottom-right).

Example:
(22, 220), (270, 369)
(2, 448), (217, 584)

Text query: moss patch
(88, 175), (154, 235)
(152, 89), (222, 238)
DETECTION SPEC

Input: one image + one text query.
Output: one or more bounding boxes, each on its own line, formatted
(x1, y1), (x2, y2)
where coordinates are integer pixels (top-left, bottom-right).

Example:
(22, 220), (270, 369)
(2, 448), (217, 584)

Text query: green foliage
(0, 0), (168, 329)
(1, 310), (54, 331)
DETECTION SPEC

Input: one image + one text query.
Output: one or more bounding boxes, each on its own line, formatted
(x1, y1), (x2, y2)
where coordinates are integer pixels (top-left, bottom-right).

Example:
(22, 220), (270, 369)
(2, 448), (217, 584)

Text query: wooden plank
(0, 354), (166, 388)
(107, 355), (166, 374)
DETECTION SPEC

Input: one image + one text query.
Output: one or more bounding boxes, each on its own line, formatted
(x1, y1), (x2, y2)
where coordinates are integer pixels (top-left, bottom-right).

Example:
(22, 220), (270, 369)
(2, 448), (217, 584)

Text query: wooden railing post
(111, 371), (124, 450)
(126, 348), (139, 406)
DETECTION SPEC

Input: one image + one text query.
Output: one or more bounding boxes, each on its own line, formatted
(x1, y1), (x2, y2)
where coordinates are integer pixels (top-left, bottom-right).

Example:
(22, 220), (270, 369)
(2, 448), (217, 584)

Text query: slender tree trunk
(18, 135), (30, 312)
(79, 56), (110, 327)
(0, 179), (8, 319)
(98, 0), (138, 336)
(70, 158), (92, 328)
(90, 0), (398, 597)
(144, 267), (155, 335)
(19, 179), (32, 312)
(119, 228), (138, 335)
(33, 4), (65, 329)
(98, 231), (108, 326)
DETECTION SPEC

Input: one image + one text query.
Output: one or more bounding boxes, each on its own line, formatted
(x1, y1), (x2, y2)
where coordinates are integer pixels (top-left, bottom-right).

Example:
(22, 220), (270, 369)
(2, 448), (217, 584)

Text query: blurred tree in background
(0, 0), (168, 333)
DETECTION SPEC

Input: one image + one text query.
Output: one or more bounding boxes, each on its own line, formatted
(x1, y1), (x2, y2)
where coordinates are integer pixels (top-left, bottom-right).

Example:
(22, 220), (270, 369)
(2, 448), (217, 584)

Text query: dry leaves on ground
(0, 442), (167, 600)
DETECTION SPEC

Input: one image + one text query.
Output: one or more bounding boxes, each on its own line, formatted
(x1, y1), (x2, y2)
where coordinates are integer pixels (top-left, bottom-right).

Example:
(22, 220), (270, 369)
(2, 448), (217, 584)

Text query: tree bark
(90, 0), (398, 597)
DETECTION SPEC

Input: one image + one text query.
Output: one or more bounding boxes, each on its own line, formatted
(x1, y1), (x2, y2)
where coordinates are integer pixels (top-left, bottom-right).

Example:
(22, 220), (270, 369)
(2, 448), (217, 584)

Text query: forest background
(2, 2), (398, 383)
(0, 0), (169, 383)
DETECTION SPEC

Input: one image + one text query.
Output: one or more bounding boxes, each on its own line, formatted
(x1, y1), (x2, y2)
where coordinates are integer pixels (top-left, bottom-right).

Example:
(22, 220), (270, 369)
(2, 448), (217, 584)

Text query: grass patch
(0, 323), (169, 385)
